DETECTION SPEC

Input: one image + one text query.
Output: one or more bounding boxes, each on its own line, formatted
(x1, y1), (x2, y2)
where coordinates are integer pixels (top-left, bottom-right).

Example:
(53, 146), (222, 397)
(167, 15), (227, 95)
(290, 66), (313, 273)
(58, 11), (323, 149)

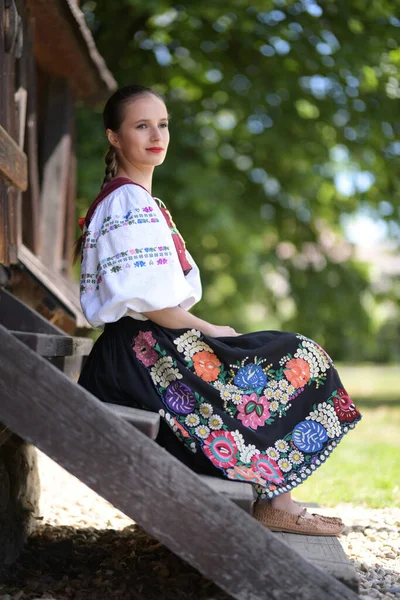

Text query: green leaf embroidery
(255, 404), (263, 417)
(245, 401), (256, 414)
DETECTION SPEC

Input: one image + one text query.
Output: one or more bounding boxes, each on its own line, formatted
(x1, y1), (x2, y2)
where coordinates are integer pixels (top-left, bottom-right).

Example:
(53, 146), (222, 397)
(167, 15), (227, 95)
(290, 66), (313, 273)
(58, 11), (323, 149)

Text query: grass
(293, 363), (400, 508)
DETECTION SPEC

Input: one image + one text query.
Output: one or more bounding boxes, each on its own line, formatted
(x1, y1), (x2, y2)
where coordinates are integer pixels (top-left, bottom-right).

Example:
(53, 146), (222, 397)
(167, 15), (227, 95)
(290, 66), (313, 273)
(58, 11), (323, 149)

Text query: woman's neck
(115, 168), (153, 196)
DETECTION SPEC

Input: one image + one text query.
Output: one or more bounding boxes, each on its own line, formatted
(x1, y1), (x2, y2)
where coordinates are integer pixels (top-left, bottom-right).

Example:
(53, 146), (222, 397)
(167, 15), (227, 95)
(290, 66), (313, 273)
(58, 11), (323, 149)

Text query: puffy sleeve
(80, 184), (202, 328)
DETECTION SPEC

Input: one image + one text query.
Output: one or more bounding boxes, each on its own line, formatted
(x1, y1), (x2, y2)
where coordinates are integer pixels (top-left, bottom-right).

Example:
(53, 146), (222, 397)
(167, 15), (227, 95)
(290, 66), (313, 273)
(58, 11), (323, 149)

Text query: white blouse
(79, 183), (202, 329)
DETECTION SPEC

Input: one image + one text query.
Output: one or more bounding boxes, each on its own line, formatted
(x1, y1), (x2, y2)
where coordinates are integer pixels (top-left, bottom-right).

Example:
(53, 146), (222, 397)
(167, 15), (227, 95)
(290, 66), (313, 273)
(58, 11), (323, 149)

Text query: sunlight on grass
(336, 363), (399, 404)
(294, 406), (400, 508)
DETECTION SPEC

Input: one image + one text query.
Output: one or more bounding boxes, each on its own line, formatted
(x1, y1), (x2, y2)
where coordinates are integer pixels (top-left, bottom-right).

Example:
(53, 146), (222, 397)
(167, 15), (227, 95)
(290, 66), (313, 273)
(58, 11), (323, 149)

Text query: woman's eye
(137, 123), (169, 129)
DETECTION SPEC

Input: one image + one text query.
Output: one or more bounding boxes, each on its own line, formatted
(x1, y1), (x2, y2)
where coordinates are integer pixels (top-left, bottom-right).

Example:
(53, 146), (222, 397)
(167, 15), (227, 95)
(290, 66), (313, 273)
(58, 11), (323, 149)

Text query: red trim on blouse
(79, 177), (192, 275)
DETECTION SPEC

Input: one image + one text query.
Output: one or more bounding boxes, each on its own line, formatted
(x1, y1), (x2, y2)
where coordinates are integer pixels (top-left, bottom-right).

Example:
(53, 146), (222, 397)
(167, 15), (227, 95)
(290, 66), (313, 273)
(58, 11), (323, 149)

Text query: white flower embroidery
(278, 458), (292, 472)
(208, 415), (223, 430)
(195, 424), (210, 439)
(231, 392), (243, 405)
(199, 403), (213, 418)
(173, 330), (213, 361)
(266, 447), (280, 460)
(294, 339), (331, 379)
(306, 402), (341, 438)
(185, 413), (200, 427)
(269, 400), (279, 412)
(232, 430), (246, 452)
(239, 444), (259, 463)
(213, 380), (225, 391)
(150, 356), (182, 388)
(289, 450), (304, 465)
(275, 439), (289, 452)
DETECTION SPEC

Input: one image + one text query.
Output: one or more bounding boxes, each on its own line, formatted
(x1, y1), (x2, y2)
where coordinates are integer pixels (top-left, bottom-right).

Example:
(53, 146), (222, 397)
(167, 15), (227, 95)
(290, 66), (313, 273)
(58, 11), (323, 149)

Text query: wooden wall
(0, 0), (77, 277)
(0, 0), (26, 266)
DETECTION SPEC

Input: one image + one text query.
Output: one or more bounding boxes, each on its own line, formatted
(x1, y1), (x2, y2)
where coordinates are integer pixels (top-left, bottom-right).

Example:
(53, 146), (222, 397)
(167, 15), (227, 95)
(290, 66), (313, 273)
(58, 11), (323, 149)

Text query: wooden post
(0, 325), (359, 600)
(22, 17), (40, 255)
(38, 76), (73, 271)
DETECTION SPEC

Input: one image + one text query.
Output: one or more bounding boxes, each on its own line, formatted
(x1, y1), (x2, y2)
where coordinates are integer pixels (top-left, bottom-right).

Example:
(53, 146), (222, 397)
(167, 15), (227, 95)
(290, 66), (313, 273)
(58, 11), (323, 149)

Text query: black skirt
(78, 316), (362, 500)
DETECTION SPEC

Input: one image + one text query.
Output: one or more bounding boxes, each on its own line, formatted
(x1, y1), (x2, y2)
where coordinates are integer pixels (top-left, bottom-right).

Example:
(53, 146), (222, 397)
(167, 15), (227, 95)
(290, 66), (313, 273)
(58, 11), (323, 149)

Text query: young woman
(75, 84), (362, 535)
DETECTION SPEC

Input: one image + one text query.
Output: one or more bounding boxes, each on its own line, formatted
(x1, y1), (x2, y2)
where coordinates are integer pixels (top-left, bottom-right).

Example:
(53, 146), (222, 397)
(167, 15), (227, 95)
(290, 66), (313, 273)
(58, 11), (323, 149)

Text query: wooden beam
(9, 331), (93, 356)
(104, 403), (160, 440)
(18, 243), (88, 328)
(0, 124), (27, 192)
(0, 325), (359, 600)
(0, 287), (66, 335)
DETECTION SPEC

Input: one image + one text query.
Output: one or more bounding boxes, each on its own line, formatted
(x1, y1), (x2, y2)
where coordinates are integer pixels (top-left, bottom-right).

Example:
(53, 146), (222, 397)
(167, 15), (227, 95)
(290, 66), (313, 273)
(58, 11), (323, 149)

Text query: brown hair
(72, 84), (166, 264)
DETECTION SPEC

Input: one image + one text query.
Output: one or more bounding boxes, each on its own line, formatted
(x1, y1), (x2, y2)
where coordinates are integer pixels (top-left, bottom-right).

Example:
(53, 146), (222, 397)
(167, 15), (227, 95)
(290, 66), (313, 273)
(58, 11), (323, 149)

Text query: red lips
(146, 147), (163, 153)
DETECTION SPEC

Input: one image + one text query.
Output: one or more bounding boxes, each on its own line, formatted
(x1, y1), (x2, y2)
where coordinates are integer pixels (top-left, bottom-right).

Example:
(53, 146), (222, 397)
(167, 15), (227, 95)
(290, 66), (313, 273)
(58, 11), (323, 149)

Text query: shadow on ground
(0, 523), (229, 600)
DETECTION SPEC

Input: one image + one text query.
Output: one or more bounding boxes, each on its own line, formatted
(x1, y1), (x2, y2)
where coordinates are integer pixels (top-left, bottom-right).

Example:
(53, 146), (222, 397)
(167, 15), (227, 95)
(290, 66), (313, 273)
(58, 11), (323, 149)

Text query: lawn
(294, 363), (400, 508)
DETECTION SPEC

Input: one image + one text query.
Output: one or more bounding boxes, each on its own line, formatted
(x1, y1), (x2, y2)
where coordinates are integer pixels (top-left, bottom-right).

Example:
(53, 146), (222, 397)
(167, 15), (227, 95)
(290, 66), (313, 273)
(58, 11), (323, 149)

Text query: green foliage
(75, 0), (400, 361)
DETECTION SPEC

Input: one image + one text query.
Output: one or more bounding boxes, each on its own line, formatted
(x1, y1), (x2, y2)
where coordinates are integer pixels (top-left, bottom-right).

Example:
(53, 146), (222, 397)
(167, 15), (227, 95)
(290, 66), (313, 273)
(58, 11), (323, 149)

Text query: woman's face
(107, 94), (170, 168)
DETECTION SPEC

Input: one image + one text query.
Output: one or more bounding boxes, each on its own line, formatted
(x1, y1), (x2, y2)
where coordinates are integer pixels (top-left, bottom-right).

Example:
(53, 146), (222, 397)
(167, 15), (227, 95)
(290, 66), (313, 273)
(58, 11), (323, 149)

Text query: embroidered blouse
(79, 179), (202, 329)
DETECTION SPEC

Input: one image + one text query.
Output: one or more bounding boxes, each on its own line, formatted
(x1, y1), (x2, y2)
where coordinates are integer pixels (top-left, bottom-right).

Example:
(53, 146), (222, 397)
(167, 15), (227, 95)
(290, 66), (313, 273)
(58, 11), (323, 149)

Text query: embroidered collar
(78, 177), (192, 275)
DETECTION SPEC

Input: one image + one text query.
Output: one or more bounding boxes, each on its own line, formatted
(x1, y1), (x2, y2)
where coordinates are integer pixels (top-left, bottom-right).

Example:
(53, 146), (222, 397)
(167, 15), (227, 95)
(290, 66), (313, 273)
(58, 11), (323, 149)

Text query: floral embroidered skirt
(78, 316), (362, 500)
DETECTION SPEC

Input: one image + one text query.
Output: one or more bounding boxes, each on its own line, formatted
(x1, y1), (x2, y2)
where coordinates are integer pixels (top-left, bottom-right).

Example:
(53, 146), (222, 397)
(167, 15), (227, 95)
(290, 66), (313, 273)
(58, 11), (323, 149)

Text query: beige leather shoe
(254, 503), (345, 536)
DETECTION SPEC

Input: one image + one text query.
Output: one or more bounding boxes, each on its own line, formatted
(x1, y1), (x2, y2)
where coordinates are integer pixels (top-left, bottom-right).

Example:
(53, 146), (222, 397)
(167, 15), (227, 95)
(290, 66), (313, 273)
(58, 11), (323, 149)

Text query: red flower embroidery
(203, 431), (238, 469)
(333, 388), (360, 422)
(133, 330), (158, 367)
(251, 454), (284, 484)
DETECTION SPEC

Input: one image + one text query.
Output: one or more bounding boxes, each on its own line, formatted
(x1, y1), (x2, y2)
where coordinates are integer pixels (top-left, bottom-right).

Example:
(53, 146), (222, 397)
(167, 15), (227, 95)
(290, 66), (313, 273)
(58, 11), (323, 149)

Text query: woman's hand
(207, 324), (242, 337)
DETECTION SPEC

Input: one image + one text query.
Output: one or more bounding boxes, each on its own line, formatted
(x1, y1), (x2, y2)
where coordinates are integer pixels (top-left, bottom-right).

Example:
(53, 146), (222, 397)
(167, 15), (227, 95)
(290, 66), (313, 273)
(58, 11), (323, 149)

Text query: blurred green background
(74, 0), (400, 506)
(75, 0), (400, 363)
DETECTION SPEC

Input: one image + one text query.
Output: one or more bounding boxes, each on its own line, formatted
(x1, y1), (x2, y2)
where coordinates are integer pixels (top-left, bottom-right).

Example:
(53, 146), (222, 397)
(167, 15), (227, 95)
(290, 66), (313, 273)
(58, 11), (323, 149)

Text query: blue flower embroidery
(292, 420), (328, 453)
(234, 364), (267, 389)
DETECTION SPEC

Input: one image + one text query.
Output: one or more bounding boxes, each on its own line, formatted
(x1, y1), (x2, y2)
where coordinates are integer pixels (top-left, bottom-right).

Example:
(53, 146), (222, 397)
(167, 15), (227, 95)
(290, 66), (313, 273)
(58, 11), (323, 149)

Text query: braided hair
(73, 84), (166, 264)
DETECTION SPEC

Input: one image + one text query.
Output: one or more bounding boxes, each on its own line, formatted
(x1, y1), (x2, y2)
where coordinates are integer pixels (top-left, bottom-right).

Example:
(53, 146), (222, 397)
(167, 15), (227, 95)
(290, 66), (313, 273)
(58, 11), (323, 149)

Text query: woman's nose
(150, 127), (161, 140)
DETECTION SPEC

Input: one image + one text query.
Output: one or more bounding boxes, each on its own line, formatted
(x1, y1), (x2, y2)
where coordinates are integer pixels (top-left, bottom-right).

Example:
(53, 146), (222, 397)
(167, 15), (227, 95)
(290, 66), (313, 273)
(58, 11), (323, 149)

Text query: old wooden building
(0, 0), (116, 567)
(1, 0), (116, 331)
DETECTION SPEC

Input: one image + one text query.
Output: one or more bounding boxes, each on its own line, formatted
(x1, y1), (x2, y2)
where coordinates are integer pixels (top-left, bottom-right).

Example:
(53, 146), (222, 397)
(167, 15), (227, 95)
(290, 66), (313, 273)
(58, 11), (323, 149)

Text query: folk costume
(78, 177), (362, 500)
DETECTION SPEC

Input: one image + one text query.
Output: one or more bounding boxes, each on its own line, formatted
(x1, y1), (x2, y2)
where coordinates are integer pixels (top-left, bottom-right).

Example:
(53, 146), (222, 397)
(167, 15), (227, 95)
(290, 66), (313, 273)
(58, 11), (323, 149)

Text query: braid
(102, 145), (118, 188)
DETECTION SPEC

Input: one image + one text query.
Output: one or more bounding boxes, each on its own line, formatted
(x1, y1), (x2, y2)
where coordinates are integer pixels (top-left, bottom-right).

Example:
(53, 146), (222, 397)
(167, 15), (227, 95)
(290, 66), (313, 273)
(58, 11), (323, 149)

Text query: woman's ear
(106, 128), (120, 148)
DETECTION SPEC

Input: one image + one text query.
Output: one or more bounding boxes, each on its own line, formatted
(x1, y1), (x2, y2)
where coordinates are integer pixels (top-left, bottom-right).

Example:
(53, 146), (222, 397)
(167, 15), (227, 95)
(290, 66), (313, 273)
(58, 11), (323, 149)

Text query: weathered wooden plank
(62, 135), (77, 276)
(22, 17), (40, 255)
(200, 475), (257, 515)
(106, 403), (160, 440)
(47, 355), (84, 382)
(275, 532), (359, 592)
(0, 0), (8, 266)
(0, 287), (66, 335)
(18, 244), (88, 328)
(39, 76), (73, 272)
(10, 331), (93, 357)
(0, 325), (359, 600)
(0, 124), (27, 192)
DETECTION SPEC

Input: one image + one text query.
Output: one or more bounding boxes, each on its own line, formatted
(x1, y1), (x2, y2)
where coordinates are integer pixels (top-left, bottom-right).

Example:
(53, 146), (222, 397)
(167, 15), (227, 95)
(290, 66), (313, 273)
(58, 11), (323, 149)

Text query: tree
(76, 0), (400, 361)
